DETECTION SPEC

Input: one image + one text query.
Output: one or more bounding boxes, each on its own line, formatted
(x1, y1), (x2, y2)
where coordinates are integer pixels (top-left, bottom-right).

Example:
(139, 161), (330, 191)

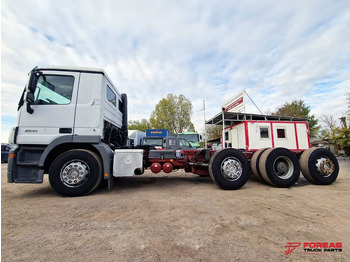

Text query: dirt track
(2, 159), (350, 261)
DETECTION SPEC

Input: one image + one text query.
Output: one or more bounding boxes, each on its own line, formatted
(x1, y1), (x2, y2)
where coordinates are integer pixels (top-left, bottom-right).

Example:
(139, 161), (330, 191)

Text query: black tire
(259, 147), (300, 187)
(250, 148), (269, 183)
(209, 148), (249, 190)
(49, 149), (103, 197)
(300, 148), (339, 185)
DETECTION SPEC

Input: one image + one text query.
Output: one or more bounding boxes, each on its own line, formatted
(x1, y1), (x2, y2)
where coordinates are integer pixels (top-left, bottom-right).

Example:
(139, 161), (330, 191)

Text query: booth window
(225, 132), (229, 140)
(260, 127), (269, 138)
(277, 128), (286, 138)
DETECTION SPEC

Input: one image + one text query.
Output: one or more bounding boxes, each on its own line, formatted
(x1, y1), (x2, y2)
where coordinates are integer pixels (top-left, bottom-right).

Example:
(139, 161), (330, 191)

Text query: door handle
(59, 128), (72, 134)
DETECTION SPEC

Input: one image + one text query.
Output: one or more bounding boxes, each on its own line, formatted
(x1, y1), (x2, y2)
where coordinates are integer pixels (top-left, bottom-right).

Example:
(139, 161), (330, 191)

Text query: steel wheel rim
(315, 156), (335, 177)
(273, 156), (294, 179)
(221, 157), (242, 181)
(60, 160), (89, 188)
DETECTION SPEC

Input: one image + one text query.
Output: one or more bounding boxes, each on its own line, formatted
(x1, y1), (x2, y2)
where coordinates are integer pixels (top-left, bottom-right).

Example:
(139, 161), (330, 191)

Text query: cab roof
(34, 66), (106, 74)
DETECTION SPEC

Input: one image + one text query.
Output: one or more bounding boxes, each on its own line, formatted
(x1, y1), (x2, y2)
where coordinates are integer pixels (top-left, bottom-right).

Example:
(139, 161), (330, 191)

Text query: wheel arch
(39, 136), (113, 177)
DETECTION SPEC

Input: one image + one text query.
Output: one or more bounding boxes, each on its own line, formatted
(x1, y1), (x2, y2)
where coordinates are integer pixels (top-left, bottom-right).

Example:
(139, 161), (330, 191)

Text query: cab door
(16, 70), (81, 145)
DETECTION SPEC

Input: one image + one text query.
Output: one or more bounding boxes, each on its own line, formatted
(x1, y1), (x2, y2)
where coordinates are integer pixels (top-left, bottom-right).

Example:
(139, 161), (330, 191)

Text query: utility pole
(203, 100), (207, 148)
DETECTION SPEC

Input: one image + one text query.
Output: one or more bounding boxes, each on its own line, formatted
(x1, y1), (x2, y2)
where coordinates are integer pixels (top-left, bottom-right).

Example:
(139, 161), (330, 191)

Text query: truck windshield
(33, 75), (75, 105)
(179, 138), (192, 148)
(178, 134), (199, 143)
(143, 138), (163, 146)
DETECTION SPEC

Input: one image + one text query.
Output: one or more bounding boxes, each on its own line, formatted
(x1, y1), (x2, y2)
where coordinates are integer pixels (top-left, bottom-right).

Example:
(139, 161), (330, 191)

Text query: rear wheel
(259, 148), (300, 187)
(49, 149), (103, 197)
(209, 148), (249, 190)
(300, 148), (339, 185)
(250, 148), (269, 182)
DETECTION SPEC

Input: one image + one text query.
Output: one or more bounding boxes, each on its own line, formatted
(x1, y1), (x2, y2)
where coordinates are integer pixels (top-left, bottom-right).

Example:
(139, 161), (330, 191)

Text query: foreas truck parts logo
(284, 242), (342, 255)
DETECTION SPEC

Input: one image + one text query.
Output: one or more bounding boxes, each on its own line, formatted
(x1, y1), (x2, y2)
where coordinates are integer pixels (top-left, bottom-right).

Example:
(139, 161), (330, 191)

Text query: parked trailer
(7, 66), (339, 196)
(145, 129), (174, 137)
(128, 130), (146, 146)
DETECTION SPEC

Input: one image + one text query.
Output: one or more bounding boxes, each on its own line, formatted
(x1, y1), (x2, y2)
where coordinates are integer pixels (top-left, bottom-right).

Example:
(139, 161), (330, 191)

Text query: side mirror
(26, 92), (34, 103)
(28, 71), (39, 93)
(25, 91), (34, 114)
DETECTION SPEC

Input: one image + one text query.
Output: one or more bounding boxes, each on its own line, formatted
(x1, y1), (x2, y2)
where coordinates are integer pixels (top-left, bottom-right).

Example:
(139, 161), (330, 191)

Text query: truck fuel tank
(113, 149), (144, 177)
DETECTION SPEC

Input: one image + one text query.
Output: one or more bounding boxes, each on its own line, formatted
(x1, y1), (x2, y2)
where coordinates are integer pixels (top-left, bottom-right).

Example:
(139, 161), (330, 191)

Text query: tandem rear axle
(127, 146), (339, 192)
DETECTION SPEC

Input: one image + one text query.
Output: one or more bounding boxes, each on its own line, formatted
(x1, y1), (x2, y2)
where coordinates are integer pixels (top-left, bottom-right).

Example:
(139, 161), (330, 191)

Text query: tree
(128, 119), (152, 132)
(318, 91), (350, 155)
(150, 94), (194, 135)
(206, 125), (222, 141)
(319, 114), (340, 153)
(319, 115), (350, 155)
(346, 89), (350, 125)
(319, 114), (337, 143)
(320, 114), (337, 130)
(334, 117), (350, 155)
(273, 100), (320, 138)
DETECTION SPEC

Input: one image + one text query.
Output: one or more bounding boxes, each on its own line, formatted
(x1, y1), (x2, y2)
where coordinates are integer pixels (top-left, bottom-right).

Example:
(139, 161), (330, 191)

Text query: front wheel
(49, 149), (103, 197)
(209, 148), (249, 190)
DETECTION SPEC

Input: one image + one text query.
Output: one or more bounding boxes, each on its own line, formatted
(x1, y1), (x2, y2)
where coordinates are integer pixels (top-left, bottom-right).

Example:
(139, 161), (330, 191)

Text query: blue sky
(1, 0), (350, 142)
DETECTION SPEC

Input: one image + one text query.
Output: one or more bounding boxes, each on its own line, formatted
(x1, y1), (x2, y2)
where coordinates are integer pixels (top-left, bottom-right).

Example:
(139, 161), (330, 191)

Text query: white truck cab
(13, 66), (126, 144)
(8, 66), (128, 196)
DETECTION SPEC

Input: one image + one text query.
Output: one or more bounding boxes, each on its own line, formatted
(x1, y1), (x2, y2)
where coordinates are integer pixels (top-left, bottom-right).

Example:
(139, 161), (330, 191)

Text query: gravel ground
(1, 158), (350, 261)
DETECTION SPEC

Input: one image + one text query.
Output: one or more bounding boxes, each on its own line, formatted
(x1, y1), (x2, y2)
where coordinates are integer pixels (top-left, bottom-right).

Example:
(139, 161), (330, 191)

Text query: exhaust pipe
(134, 168), (143, 175)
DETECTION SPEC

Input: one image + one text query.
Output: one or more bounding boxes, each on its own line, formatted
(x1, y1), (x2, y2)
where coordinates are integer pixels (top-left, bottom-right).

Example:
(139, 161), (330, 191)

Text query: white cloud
(1, 0), (350, 142)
